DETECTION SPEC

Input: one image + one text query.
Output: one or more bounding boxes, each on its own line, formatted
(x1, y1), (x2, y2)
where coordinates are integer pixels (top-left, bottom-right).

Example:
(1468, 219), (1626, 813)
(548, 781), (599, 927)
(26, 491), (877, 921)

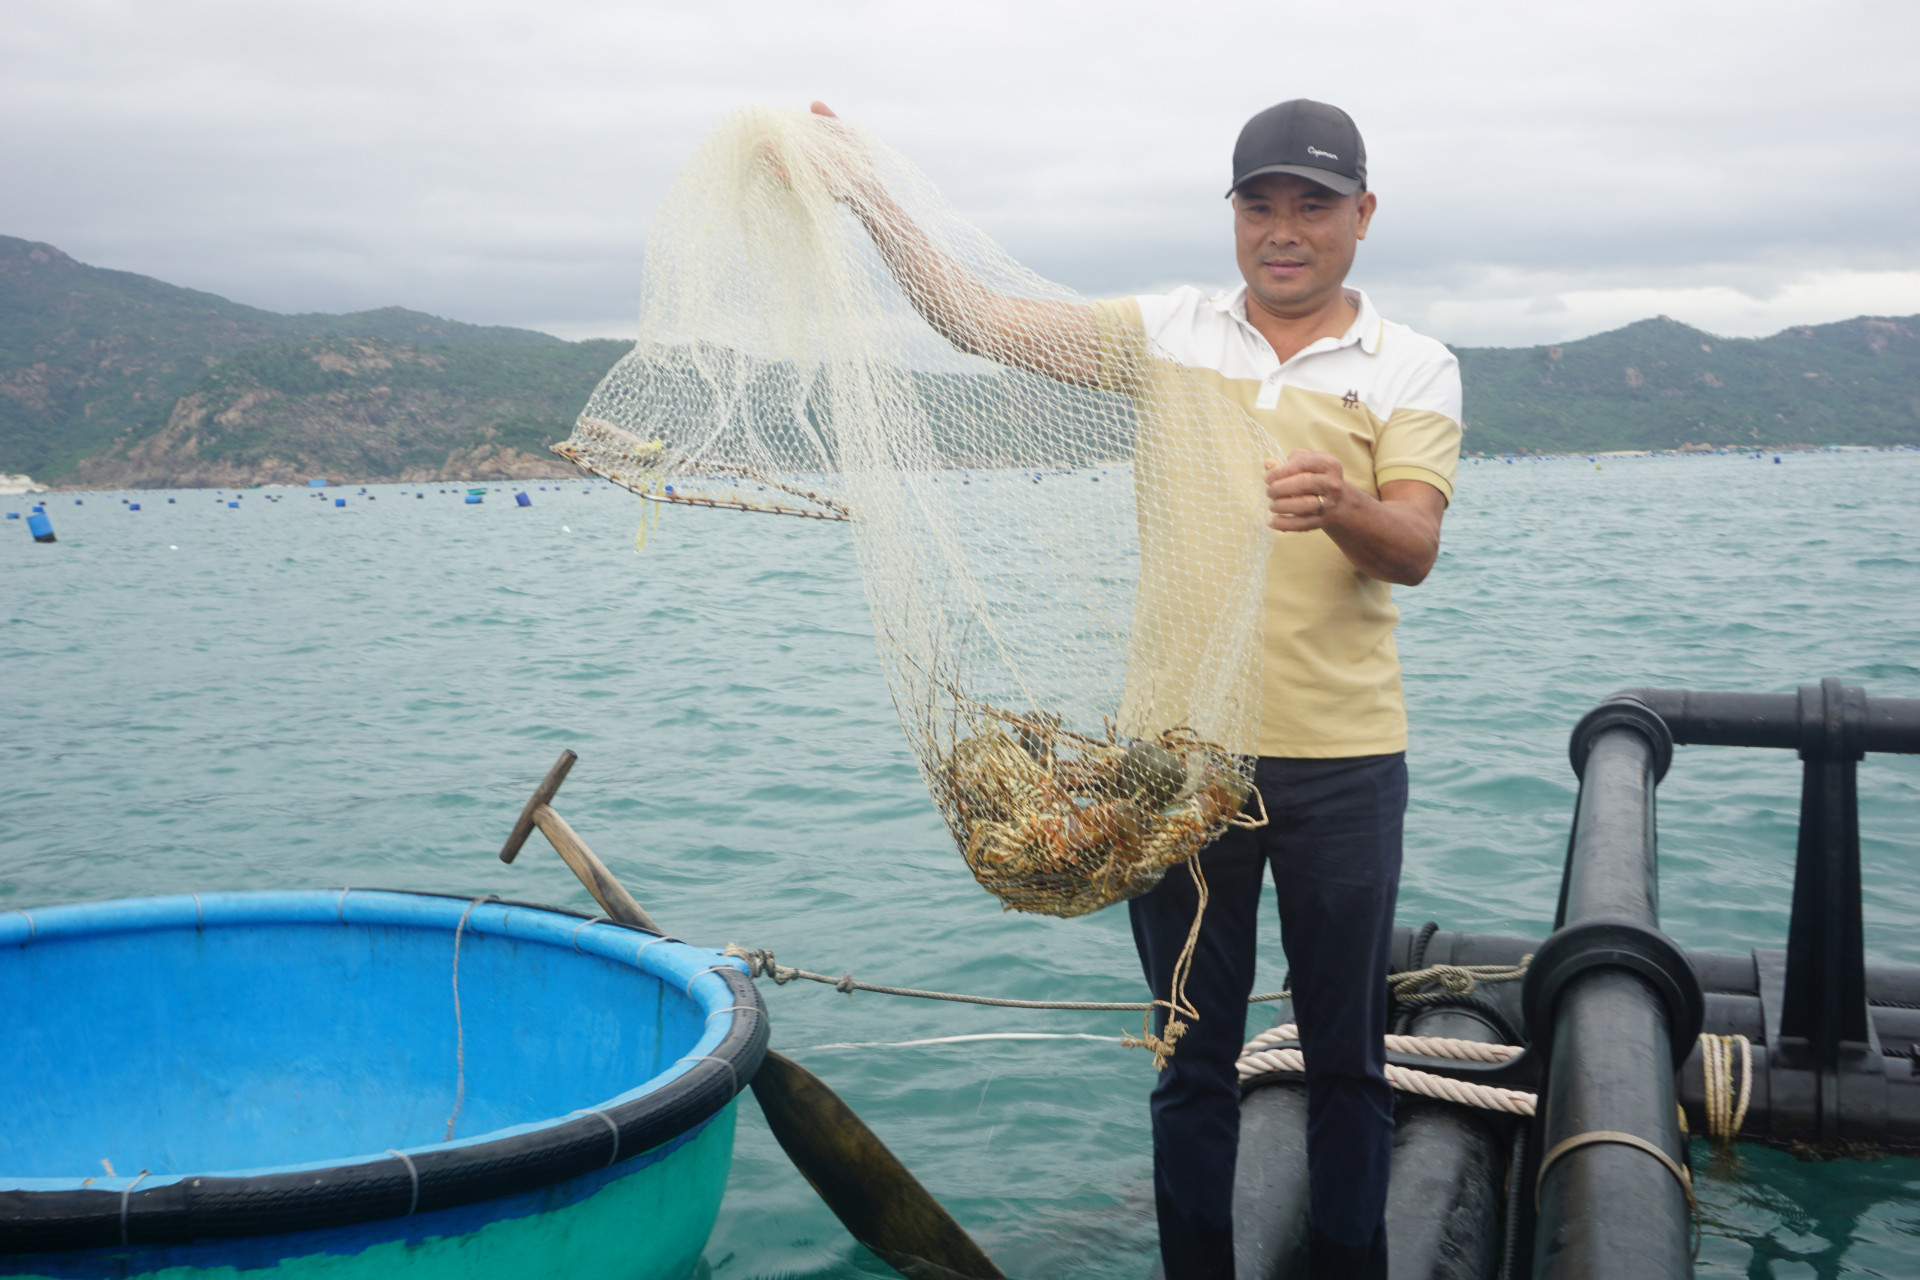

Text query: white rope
(384, 1150), (420, 1216)
(799, 1032), (1123, 1052)
(1238, 1024), (1537, 1117)
(1246, 1022), (1525, 1065)
(444, 894), (499, 1142)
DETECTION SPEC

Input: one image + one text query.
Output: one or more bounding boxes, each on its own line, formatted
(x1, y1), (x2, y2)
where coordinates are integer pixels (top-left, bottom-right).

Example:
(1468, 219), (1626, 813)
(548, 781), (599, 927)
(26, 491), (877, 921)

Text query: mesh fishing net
(562, 106), (1273, 926)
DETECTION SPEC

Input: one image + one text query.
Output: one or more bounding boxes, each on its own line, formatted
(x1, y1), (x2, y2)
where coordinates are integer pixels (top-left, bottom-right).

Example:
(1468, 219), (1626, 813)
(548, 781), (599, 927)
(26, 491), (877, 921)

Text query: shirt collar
(1214, 284), (1385, 358)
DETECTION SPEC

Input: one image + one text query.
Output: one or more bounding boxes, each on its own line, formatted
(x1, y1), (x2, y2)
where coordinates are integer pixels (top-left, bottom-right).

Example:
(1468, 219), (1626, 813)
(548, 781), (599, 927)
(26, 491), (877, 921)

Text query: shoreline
(8, 442), (1920, 496)
(1464, 442), (1920, 461)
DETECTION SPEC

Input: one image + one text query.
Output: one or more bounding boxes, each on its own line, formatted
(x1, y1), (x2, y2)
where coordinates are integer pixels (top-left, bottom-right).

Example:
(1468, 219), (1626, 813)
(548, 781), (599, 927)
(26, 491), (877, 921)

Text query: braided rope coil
(1246, 1022), (1524, 1065)
(1699, 1031), (1752, 1144)
(1235, 1044), (1537, 1117)
(1238, 1023), (1537, 1116)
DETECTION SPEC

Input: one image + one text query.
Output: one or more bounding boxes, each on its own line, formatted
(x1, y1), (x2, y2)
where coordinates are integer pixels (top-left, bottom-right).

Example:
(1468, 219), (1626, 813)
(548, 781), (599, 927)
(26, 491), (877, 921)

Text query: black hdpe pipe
(1526, 698), (1698, 1279)
(1231, 1000), (1511, 1280)
(1383, 1004), (1510, 1279)
(1631, 682), (1920, 1147)
(1232, 1056), (1312, 1278)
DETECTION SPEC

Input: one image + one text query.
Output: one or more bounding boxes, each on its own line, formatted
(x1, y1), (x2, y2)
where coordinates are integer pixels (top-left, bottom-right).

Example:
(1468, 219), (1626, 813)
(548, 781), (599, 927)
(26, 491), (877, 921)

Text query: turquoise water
(4, 455), (1918, 1277)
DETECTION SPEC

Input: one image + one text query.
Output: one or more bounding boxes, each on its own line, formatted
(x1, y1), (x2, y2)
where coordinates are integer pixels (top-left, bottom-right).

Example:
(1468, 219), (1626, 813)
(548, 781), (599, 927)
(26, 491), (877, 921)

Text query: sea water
(3, 454), (1917, 1277)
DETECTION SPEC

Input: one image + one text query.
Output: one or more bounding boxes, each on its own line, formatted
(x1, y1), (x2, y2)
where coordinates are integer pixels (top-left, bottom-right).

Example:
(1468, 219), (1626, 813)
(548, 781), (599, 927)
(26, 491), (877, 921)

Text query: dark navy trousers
(1129, 753), (1406, 1280)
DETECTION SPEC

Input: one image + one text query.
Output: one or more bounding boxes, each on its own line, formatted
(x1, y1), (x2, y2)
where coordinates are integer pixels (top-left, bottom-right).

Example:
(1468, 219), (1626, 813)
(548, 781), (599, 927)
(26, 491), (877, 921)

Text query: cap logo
(1306, 146), (1339, 161)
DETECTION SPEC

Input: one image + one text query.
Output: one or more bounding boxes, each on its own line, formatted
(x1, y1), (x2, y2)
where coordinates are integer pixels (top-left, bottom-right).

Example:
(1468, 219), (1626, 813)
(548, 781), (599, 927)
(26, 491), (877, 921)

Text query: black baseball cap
(1228, 100), (1367, 198)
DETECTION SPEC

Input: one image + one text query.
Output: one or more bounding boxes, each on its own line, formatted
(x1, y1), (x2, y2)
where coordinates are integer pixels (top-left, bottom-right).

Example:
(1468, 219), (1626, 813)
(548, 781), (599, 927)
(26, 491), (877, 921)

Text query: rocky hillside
(0, 235), (618, 487)
(69, 336), (628, 489)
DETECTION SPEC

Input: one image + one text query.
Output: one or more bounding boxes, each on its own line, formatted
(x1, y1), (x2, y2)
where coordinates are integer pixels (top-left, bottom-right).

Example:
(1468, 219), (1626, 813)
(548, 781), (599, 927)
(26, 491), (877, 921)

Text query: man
(814, 98), (1460, 1280)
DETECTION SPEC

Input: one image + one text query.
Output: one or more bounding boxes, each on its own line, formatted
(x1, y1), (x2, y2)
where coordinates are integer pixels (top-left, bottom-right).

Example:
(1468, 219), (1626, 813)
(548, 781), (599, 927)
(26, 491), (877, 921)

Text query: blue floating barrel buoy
(515, 491), (531, 507)
(334, 497), (347, 508)
(228, 501), (239, 508)
(74, 498), (82, 505)
(1774, 456), (1782, 464)
(27, 512), (55, 542)
(416, 492), (424, 498)
(465, 494), (483, 505)
(129, 503), (141, 511)
(167, 497), (175, 503)
(5, 511), (17, 519)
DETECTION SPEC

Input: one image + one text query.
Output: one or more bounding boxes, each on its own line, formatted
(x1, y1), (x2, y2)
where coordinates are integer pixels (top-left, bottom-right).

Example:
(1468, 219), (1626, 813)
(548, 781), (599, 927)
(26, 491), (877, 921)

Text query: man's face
(1232, 174), (1377, 320)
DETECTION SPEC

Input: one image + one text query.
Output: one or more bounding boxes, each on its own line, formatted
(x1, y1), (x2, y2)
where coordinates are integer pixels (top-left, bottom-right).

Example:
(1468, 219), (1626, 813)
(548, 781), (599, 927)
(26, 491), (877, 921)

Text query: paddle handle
(531, 803), (663, 934)
(501, 751), (578, 864)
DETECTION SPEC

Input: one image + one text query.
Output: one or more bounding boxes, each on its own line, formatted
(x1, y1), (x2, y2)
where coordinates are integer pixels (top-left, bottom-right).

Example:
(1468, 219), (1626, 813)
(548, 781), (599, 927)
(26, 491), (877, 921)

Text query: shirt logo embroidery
(1341, 389), (1360, 410)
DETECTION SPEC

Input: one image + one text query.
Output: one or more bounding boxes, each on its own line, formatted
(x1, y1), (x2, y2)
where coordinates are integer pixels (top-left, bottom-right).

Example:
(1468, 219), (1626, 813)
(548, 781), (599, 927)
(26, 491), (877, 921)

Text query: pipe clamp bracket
(1523, 917), (1704, 1065)
(1569, 694), (1674, 782)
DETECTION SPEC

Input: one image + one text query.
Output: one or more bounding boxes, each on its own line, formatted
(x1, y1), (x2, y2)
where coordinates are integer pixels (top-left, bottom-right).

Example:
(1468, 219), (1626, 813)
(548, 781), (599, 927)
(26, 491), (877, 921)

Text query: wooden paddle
(500, 752), (1005, 1280)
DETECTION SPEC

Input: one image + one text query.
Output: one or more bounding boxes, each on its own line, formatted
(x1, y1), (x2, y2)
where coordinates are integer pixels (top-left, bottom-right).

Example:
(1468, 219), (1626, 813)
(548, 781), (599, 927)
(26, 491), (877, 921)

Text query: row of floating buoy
(5, 502), (58, 542)
(11, 482), (607, 543)
(1469, 452), (1792, 465)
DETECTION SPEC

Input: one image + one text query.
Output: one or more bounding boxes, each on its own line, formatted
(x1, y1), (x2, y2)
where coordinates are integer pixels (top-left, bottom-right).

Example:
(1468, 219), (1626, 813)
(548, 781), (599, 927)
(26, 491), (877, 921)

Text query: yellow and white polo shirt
(1093, 285), (1462, 758)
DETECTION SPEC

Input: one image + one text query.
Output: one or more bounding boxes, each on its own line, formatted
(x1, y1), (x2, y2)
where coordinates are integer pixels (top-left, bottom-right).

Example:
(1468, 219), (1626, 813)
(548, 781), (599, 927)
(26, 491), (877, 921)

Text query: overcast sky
(6, 0), (1917, 348)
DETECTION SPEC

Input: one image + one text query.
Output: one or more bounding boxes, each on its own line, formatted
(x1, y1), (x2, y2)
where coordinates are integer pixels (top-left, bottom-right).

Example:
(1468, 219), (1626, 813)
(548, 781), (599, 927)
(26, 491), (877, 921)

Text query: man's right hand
(794, 99), (1101, 388)
(796, 101), (883, 210)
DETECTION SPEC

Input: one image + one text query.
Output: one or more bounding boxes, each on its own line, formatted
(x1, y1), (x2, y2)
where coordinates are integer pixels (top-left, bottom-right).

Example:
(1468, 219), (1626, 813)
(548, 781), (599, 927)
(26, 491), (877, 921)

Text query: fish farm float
(1, 683), (1914, 1279)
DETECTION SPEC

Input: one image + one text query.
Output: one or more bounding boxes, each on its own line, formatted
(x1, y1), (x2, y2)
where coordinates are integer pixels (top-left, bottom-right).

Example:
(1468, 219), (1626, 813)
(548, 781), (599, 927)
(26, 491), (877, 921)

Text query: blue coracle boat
(0, 890), (767, 1278)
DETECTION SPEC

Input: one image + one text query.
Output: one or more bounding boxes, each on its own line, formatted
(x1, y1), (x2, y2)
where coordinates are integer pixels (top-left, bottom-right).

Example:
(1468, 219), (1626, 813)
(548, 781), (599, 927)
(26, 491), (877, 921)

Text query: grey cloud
(3, 0), (1916, 345)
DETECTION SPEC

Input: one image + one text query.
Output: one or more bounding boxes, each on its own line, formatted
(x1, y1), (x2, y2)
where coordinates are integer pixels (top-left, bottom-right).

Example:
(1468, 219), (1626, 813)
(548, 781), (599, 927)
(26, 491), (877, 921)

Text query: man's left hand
(1263, 450), (1448, 585)
(1265, 450), (1347, 531)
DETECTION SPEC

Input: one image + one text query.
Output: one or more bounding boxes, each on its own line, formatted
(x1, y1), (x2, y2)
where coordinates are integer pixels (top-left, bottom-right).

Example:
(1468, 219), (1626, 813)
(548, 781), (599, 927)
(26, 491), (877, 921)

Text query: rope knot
(835, 973), (856, 994)
(723, 944), (791, 983)
(1122, 1014), (1188, 1072)
(1388, 955), (1532, 1006)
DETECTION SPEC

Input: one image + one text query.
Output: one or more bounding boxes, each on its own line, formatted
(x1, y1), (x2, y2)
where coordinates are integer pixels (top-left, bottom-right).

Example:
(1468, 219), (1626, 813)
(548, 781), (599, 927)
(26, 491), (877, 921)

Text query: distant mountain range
(2, 234), (1915, 487)
(1458, 311), (1919, 454)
